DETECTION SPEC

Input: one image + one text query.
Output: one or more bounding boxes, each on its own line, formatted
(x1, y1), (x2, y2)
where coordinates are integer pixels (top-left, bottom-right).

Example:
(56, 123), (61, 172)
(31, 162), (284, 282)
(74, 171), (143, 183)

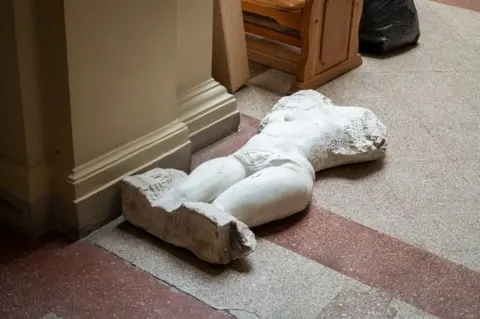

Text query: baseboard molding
(53, 120), (192, 239)
(178, 78), (240, 152)
(54, 141), (192, 239)
(67, 120), (189, 199)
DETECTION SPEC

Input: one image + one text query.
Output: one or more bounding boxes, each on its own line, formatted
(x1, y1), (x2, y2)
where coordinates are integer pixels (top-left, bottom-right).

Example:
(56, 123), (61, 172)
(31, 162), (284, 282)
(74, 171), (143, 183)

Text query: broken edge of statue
(121, 168), (257, 264)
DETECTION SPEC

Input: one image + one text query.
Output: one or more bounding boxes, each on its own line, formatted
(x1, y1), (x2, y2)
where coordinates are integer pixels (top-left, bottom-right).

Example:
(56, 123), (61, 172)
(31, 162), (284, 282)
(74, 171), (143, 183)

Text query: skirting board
(178, 78), (240, 153)
(54, 141), (191, 239)
(0, 122), (192, 239)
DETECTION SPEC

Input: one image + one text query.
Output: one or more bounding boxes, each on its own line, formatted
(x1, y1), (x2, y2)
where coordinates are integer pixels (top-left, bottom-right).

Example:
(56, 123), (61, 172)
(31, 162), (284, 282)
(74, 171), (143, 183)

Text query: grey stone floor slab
(319, 199), (425, 254)
(312, 159), (396, 208)
(399, 199), (480, 271)
(455, 160), (480, 195)
(316, 285), (439, 319)
(427, 0), (480, 52)
(88, 218), (358, 319)
(385, 160), (477, 202)
(247, 69), (296, 96)
(88, 218), (438, 319)
(326, 71), (394, 101)
(391, 299), (438, 319)
(429, 123), (480, 160)
(234, 85), (281, 120)
(317, 286), (397, 319)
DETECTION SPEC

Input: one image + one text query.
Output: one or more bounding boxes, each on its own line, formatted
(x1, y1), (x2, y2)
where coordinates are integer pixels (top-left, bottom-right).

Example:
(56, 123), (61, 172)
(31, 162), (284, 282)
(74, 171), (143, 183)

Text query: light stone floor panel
(399, 200), (480, 272)
(234, 85), (282, 120)
(428, 122), (480, 160)
(88, 218), (438, 319)
(89, 218), (357, 319)
(455, 160), (480, 194)
(390, 299), (438, 319)
(317, 286), (438, 319)
(427, 0), (480, 52)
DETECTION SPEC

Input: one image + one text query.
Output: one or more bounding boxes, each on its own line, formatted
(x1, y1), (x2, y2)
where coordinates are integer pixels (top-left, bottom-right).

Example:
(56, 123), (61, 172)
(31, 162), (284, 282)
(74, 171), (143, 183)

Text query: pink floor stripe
(256, 207), (480, 319)
(0, 241), (228, 319)
(193, 114), (480, 319)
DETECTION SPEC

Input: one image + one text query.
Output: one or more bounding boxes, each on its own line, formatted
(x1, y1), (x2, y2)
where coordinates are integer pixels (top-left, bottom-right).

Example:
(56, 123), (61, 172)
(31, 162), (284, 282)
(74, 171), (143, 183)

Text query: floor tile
(0, 223), (60, 266)
(328, 70), (394, 101)
(390, 299), (438, 318)
(385, 161), (477, 202)
(315, 81), (339, 101)
(0, 242), (226, 319)
(327, 197), (480, 272)
(382, 71), (463, 98)
(361, 45), (473, 73)
(256, 205), (480, 319)
(234, 85), (281, 120)
(312, 160), (396, 207)
(431, 0), (480, 12)
(247, 68), (296, 96)
(248, 60), (270, 79)
(385, 121), (445, 162)
(455, 160), (480, 194)
(317, 286), (396, 319)
(321, 200), (425, 254)
(429, 122), (480, 160)
(88, 219), (357, 319)
(429, 1), (480, 50)
(409, 95), (479, 126)
(384, 72), (480, 117)
(399, 199), (480, 271)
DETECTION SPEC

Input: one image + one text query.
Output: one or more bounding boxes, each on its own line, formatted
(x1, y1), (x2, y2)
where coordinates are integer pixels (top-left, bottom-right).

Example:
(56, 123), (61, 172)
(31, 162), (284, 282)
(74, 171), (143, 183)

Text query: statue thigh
(176, 156), (247, 203)
(212, 165), (314, 228)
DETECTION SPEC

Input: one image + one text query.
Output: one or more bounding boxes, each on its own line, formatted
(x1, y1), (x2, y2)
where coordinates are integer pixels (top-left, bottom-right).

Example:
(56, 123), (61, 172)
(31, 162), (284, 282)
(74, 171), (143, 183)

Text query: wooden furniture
(212, 0), (249, 93)
(242, 0), (363, 92)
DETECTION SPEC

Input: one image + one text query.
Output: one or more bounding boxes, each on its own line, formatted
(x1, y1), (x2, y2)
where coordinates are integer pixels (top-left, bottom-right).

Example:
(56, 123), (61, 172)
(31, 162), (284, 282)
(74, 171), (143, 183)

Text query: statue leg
(121, 157), (257, 265)
(151, 156), (247, 211)
(176, 156), (247, 203)
(213, 163), (314, 228)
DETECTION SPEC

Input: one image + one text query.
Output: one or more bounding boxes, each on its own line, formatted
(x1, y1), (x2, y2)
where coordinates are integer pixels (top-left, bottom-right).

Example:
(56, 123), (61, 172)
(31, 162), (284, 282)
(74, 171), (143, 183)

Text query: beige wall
(0, 0), (28, 164)
(64, 0), (179, 167)
(0, 0), (49, 203)
(176, 0), (214, 94)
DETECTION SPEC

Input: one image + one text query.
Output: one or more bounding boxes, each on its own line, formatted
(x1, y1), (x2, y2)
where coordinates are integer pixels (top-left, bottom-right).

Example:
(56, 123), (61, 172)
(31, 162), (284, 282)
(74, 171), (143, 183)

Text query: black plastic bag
(359, 0), (421, 54)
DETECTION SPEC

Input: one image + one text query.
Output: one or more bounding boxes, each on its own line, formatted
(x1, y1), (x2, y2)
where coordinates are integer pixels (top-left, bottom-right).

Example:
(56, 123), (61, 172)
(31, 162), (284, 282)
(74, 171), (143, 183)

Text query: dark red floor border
(0, 241), (228, 318)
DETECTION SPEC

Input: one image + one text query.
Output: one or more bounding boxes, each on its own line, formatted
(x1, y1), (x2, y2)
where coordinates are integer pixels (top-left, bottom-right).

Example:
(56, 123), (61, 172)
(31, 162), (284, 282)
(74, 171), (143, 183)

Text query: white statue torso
(234, 90), (388, 173)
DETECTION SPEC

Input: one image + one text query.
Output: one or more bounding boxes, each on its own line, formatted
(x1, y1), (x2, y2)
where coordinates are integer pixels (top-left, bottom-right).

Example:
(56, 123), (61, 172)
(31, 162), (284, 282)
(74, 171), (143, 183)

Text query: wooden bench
(242, 0), (363, 92)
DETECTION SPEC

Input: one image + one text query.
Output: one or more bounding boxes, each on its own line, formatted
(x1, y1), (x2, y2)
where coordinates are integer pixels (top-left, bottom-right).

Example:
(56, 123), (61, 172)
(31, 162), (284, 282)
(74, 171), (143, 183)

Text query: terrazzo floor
(1, 1), (479, 318)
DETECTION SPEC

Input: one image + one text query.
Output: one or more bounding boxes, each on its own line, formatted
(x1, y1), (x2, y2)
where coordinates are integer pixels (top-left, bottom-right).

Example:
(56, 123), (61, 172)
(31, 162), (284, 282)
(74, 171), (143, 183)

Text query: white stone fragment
(121, 168), (256, 265)
(122, 90), (388, 264)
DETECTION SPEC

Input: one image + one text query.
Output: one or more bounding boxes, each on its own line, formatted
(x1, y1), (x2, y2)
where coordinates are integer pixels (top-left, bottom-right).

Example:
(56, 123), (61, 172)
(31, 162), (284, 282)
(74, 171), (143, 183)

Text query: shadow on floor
(0, 223), (66, 266)
(316, 158), (386, 181)
(117, 221), (254, 275)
